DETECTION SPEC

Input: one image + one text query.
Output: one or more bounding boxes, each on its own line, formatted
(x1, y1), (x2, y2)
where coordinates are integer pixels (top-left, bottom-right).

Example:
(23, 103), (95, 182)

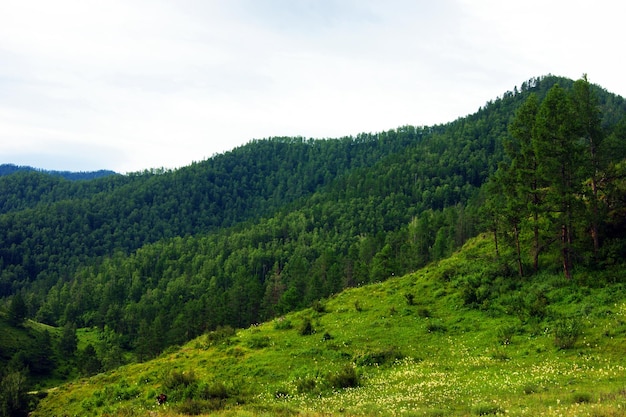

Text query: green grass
(30, 234), (626, 416)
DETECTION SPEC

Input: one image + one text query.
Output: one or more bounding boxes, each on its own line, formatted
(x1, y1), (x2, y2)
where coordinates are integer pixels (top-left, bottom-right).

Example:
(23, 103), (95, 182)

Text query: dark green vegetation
(0, 164), (117, 181)
(1, 74), (626, 416)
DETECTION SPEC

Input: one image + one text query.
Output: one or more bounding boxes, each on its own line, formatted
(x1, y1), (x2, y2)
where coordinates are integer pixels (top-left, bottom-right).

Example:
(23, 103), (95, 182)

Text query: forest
(1, 75), (626, 416)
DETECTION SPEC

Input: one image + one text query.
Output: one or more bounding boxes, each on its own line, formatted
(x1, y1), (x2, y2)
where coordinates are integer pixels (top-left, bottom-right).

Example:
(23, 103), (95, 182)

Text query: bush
(176, 398), (223, 415)
(273, 318), (293, 330)
(355, 346), (404, 367)
(426, 320), (447, 333)
(161, 369), (198, 401)
(199, 381), (230, 400)
(496, 324), (518, 345)
(299, 318), (314, 336)
(522, 384), (539, 395)
(553, 317), (582, 349)
(162, 369), (198, 391)
(247, 335), (270, 349)
(311, 300), (326, 313)
(404, 293), (415, 306)
(295, 377), (317, 394)
(571, 392), (592, 403)
(326, 365), (360, 389)
(473, 403), (503, 415)
(205, 326), (236, 347)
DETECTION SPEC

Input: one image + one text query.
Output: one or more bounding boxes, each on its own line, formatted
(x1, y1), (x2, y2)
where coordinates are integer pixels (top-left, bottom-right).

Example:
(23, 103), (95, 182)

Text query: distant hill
(0, 164), (117, 180)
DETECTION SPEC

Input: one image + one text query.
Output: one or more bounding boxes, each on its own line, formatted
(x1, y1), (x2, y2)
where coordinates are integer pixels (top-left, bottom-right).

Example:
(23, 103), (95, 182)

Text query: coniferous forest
(2, 75), (626, 416)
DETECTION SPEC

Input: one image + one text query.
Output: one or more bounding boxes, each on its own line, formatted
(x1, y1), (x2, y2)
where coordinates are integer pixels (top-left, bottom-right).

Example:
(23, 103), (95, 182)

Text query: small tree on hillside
(8, 293), (27, 327)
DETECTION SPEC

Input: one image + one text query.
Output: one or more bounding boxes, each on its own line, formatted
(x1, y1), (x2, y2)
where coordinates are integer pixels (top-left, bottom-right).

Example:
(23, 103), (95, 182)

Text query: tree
(507, 93), (541, 273)
(8, 293), (27, 327)
(79, 344), (102, 376)
(0, 369), (29, 417)
(571, 74), (604, 258)
(534, 84), (583, 279)
(58, 322), (78, 357)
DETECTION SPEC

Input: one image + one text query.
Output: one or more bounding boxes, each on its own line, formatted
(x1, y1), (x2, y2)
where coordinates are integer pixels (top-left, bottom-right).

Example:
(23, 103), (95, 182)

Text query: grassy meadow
(32, 235), (626, 416)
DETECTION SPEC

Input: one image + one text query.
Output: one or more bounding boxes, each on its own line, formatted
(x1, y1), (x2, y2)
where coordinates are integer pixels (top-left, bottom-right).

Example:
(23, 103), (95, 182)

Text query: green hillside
(2, 74), (626, 416)
(31, 234), (626, 416)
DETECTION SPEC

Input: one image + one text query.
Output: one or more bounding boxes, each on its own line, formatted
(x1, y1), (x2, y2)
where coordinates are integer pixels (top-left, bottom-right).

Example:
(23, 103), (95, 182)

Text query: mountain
(2, 74), (626, 416)
(0, 164), (117, 180)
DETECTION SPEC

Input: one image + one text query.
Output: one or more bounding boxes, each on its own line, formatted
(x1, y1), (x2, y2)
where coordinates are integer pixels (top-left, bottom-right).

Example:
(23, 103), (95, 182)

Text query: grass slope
(32, 235), (626, 416)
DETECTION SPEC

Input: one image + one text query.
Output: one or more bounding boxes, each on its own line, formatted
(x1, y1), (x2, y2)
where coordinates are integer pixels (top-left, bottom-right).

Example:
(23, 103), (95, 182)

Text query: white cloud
(0, 0), (624, 173)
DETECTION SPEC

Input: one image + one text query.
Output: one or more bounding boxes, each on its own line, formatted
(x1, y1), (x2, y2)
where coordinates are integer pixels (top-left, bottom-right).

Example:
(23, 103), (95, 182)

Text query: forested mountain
(2, 75), (626, 402)
(0, 135), (421, 298)
(0, 164), (117, 181)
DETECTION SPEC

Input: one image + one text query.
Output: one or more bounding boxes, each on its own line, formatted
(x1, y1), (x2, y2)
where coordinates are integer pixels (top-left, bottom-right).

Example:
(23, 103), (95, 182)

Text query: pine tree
(571, 74), (604, 258)
(8, 293), (27, 327)
(534, 84), (584, 279)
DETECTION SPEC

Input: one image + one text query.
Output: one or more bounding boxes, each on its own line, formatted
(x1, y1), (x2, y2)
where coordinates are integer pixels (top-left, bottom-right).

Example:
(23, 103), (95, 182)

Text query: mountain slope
(3, 74), (626, 359)
(31, 234), (626, 416)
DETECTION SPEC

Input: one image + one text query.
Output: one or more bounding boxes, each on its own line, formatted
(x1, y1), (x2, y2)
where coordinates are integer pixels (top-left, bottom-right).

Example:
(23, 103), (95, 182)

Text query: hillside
(31, 234), (626, 416)
(2, 74), (626, 416)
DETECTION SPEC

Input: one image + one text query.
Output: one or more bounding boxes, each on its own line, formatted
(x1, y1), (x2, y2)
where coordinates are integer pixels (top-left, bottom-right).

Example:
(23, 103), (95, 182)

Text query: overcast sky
(1, 0), (624, 173)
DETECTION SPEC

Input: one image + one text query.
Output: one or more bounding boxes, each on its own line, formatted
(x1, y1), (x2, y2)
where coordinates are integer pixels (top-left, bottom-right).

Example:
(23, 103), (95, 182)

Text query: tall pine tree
(534, 84), (584, 279)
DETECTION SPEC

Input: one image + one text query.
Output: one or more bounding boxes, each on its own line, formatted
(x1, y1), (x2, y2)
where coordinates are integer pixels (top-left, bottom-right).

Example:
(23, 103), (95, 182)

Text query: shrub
(273, 318), (293, 330)
(295, 377), (317, 394)
(177, 398), (223, 415)
(355, 346), (404, 367)
(162, 369), (198, 391)
(199, 381), (230, 400)
(571, 392), (592, 403)
(247, 335), (270, 349)
(553, 317), (582, 349)
(473, 403), (503, 415)
(404, 293), (415, 306)
(205, 326), (235, 347)
(490, 347), (509, 361)
(497, 324), (518, 345)
(326, 365), (360, 389)
(299, 318), (314, 336)
(311, 300), (326, 313)
(417, 307), (432, 318)
(523, 384), (539, 395)
(354, 300), (363, 312)
(161, 369), (198, 401)
(426, 320), (447, 333)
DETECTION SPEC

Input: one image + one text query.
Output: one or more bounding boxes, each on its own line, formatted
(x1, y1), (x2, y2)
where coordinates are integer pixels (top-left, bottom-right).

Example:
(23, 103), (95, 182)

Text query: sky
(1, 0), (624, 173)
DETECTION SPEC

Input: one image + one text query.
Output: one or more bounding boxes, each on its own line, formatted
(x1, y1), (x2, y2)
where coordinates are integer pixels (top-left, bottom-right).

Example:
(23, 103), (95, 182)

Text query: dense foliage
(486, 75), (626, 278)
(0, 164), (117, 181)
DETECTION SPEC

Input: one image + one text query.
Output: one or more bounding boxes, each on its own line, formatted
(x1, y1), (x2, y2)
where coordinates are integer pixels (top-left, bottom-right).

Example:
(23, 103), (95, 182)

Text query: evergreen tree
(507, 93), (541, 273)
(534, 84), (584, 279)
(0, 368), (29, 417)
(58, 322), (78, 357)
(8, 293), (27, 327)
(79, 344), (102, 376)
(571, 74), (604, 258)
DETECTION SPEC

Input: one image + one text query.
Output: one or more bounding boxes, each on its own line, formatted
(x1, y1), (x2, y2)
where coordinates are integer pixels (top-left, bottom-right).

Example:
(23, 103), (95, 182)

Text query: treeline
(0, 135), (422, 298)
(485, 75), (626, 278)
(0, 164), (117, 181)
